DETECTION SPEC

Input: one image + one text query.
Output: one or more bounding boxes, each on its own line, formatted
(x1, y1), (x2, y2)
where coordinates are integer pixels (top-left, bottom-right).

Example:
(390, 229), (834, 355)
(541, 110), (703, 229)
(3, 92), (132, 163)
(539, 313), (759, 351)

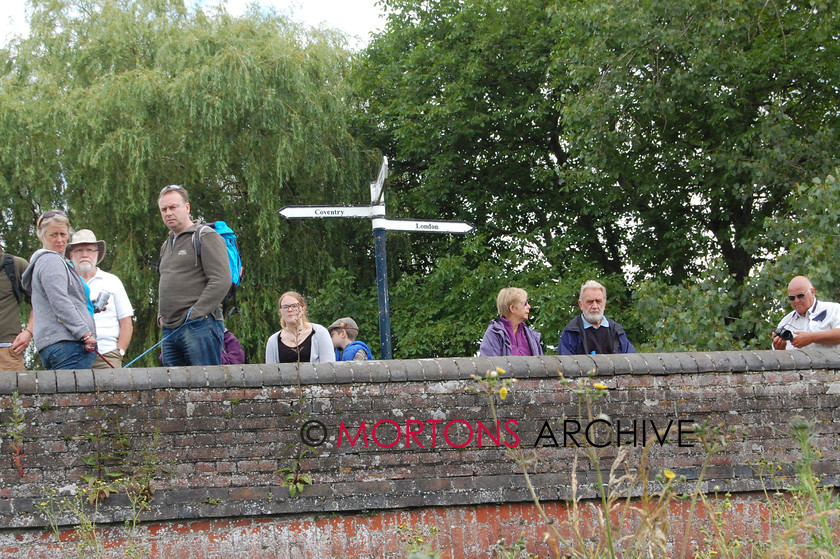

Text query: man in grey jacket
(157, 185), (231, 366)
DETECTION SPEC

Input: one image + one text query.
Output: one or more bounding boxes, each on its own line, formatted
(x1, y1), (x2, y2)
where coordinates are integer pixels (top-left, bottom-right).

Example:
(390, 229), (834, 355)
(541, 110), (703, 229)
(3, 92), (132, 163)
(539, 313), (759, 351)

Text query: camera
(774, 328), (794, 342)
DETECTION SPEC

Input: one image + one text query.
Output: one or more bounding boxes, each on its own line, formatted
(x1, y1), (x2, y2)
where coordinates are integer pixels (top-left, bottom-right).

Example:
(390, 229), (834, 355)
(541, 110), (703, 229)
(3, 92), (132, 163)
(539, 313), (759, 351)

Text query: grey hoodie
(21, 249), (95, 352)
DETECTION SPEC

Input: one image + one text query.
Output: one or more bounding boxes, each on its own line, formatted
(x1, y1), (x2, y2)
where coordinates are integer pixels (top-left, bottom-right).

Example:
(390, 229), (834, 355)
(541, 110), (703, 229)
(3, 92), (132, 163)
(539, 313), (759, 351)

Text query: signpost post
(277, 157), (474, 359)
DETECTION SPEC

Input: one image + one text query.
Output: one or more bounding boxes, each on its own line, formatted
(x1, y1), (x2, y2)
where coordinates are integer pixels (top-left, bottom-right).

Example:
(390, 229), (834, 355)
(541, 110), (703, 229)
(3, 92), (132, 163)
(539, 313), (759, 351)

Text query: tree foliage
(353, 0), (840, 354)
(635, 169), (840, 352)
(554, 0), (840, 285)
(0, 0), (377, 364)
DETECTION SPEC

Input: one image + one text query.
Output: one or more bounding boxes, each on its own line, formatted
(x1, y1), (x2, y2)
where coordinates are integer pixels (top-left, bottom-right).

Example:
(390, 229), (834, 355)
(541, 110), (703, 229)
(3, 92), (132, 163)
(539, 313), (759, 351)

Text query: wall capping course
(0, 372), (14, 393)
(3, 349), (840, 393)
(243, 367), (262, 387)
(787, 349), (812, 369)
(148, 368), (170, 388)
(92, 368), (114, 391)
(205, 365), (226, 386)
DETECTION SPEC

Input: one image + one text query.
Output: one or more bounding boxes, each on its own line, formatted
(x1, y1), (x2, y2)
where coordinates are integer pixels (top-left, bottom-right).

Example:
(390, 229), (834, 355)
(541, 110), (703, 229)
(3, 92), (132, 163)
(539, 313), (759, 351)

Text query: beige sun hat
(67, 229), (106, 265)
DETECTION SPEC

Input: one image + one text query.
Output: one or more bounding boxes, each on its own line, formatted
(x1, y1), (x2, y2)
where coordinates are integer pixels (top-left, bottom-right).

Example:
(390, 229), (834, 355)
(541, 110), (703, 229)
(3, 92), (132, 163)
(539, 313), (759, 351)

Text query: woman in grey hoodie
(21, 210), (97, 370)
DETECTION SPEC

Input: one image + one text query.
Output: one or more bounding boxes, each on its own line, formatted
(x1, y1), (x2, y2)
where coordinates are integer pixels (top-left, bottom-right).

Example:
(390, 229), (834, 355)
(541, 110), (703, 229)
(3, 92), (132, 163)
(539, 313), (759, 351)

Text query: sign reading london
(277, 157), (475, 358)
(371, 218), (474, 234)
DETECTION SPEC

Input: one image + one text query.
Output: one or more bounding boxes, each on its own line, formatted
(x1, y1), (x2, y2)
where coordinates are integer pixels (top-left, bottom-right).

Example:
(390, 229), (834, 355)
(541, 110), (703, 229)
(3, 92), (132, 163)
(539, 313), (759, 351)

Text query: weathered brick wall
(1, 496), (777, 558)
(1, 349), (839, 557)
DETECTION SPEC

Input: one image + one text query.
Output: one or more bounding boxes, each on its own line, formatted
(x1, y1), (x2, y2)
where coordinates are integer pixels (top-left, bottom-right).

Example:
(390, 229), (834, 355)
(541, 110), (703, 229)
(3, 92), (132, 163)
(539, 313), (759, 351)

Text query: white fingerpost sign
(277, 157), (474, 358)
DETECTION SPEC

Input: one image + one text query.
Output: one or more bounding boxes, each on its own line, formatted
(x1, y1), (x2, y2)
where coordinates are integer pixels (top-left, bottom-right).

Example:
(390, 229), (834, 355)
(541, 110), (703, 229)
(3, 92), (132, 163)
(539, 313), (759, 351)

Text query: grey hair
(579, 280), (607, 301)
(36, 212), (74, 244)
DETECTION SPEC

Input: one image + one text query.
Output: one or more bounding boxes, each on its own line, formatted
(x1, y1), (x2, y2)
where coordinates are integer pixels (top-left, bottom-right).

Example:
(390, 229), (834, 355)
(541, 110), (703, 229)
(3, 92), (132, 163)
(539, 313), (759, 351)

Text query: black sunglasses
(788, 293), (807, 301)
(36, 209), (68, 228)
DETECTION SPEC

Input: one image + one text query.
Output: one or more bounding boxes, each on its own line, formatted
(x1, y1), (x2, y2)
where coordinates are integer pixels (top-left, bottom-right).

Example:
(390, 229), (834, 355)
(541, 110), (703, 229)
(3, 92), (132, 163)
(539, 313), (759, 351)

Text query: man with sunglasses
(772, 275), (840, 350)
(157, 185), (231, 366)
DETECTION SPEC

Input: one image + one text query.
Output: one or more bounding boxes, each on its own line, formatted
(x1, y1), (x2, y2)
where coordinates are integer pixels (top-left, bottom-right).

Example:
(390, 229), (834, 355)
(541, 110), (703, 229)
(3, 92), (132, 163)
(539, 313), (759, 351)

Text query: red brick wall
(3, 495), (777, 558)
(1, 350), (839, 556)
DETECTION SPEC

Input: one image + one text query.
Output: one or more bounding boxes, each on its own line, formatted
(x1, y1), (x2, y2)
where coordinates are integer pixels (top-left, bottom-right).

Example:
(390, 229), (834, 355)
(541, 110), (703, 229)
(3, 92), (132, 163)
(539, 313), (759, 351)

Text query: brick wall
(1, 496), (779, 558)
(1, 349), (839, 557)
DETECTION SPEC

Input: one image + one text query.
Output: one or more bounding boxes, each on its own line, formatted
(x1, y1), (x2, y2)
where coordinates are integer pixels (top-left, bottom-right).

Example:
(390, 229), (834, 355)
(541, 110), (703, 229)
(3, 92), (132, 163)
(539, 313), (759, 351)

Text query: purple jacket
(479, 316), (543, 357)
(222, 330), (246, 364)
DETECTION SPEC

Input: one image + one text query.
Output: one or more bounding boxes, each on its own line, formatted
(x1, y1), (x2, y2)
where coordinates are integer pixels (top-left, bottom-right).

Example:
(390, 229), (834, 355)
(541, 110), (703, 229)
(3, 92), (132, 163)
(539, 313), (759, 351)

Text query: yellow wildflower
(664, 469), (676, 481)
(593, 382), (607, 390)
(496, 367), (506, 375)
(499, 387), (508, 400)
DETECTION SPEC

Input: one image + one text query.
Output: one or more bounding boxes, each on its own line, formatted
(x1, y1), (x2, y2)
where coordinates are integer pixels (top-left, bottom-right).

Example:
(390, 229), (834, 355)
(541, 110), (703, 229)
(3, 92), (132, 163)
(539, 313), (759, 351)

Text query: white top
(775, 299), (840, 350)
(264, 323), (336, 364)
(87, 268), (134, 354)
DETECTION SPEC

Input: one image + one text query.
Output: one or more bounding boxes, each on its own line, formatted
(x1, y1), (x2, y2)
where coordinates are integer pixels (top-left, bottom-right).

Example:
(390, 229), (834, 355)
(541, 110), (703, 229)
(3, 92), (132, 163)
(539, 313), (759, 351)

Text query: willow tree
(0, 0), (378, 364)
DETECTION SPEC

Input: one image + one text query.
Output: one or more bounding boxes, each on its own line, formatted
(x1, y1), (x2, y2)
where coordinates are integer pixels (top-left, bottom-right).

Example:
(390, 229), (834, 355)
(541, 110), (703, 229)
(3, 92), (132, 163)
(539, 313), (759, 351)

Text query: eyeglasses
(788, 293), (807, 301)
(280, 303), (301, 311)
(70, 247), (99, 254)
(159, 184), (184, 195)
(36, 209), (68, 228)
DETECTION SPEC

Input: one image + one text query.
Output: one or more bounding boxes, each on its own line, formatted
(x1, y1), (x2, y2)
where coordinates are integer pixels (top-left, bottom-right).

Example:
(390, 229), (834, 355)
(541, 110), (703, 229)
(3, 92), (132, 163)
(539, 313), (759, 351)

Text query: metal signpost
(277, 157), (474, 359)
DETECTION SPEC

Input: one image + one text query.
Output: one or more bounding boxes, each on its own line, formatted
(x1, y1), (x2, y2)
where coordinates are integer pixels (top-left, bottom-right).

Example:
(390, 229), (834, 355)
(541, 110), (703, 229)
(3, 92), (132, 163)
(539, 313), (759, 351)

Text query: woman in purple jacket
(479, 287), (543, 357)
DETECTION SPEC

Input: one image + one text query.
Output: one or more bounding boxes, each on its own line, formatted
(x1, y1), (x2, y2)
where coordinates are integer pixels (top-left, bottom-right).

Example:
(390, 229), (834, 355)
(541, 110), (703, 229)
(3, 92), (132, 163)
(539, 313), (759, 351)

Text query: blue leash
(123, 308), (193, 368)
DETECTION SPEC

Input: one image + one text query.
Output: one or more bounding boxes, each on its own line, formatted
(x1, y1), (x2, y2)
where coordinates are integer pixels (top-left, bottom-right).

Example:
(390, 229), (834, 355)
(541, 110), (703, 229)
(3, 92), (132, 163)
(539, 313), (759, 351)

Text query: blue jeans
(161, 316), (224, 367)
(40, 340), (96, 370)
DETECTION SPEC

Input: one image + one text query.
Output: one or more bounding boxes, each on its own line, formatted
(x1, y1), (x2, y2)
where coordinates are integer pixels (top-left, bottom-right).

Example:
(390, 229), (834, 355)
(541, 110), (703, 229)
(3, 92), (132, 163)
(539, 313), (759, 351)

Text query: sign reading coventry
(277, 157), (474, 358)
(278, 206), (377, 219)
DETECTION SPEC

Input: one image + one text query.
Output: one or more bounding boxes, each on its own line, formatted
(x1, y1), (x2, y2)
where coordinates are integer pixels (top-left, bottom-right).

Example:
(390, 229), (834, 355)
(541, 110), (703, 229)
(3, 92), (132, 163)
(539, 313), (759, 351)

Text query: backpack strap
(3, 254), (22, 305)
(156, 226), (207, 273)
(192, 222), (213, 259)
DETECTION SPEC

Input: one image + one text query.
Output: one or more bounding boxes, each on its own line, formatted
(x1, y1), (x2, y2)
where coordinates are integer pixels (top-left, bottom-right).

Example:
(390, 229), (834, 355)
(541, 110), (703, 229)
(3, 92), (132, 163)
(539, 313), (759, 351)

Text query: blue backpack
(194, 221), (243, 316)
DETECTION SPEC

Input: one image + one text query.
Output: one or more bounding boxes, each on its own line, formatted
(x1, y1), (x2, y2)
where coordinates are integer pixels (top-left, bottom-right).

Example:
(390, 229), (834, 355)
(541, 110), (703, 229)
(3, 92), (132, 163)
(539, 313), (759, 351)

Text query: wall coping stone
(4, 348), (840, 394)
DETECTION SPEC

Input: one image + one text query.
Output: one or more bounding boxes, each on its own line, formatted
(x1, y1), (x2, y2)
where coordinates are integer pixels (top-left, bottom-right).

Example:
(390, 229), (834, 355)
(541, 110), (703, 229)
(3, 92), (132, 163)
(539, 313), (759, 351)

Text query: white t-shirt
(775, 299), (840, 350)
(87, 269), (134, 354)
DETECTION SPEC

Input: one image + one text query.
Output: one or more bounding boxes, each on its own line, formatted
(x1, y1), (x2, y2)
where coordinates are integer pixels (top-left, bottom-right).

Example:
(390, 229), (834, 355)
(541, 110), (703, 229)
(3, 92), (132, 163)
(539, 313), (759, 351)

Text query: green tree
(354, 0), (585, 276)
(553, 0), (840, 285)
(353, 0), (840, 354)
(353, 0), (605, 356)
(635, 169), (840, 352)
(0, 0), (377, 364)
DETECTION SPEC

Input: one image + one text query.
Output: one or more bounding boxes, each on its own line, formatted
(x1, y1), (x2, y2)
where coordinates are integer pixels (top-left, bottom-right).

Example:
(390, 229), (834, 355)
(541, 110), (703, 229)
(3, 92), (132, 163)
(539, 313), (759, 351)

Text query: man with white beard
(558, 280), (635, 355)
(67, 230), (134, 368)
